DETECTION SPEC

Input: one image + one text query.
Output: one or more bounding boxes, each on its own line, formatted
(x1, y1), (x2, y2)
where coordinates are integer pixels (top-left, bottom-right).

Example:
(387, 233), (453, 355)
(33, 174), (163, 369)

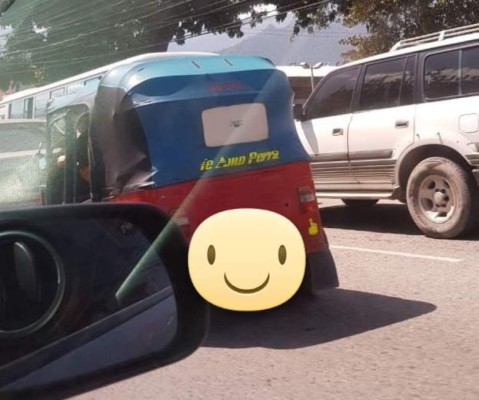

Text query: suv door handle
(332, 128), (344, 136)
(395, 120), (410, 128)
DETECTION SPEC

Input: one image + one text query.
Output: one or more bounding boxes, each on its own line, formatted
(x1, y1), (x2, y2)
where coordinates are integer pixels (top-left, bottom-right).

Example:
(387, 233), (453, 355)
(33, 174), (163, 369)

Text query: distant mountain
(169, 17), (365, 66)
(218, 21), (361, 66)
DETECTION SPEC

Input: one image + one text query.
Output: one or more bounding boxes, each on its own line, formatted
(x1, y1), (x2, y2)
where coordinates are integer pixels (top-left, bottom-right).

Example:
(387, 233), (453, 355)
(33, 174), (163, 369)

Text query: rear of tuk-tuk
(88, 54), (339, 293)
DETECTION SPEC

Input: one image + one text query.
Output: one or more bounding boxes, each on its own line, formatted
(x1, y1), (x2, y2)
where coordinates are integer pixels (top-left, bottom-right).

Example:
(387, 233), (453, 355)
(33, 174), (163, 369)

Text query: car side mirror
(0, 203), (209, 399)
(293, 103), (306, 121)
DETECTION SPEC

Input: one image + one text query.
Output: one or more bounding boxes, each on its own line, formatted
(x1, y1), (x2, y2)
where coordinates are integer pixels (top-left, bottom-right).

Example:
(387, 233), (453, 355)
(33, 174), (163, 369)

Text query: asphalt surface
(76, 199), (479, 400)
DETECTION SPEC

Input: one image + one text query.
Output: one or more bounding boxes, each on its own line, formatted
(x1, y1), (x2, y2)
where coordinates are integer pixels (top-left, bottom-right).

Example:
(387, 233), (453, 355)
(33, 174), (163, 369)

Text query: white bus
(0, 69), (104, 121)
(0, 52), (214, 121)
(0, 54), (336, 121)
(277, 64), (337, 105)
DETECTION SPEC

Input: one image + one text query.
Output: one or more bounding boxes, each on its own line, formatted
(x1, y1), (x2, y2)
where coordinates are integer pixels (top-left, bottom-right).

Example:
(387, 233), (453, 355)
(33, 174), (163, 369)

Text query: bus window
(84, 76), (101, 87)
(9, 99), (24, 119)
(50, 87), (65, 99)
(34, 91), (50, 119)
(23, 97), (33, 119)
(67, 81), (83, 94)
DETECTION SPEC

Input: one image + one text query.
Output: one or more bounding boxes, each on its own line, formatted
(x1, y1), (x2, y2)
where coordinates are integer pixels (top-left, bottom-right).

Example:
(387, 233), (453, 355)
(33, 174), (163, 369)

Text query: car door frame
(301, 65), (364, 189)
(347, 54), (418, 190)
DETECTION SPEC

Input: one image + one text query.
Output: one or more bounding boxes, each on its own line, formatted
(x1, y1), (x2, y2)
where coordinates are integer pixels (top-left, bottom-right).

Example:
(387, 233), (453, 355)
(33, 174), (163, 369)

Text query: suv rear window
(424, 46), (479, 100)
(424, 50), (460, 99)
(462, 46), (479, 95)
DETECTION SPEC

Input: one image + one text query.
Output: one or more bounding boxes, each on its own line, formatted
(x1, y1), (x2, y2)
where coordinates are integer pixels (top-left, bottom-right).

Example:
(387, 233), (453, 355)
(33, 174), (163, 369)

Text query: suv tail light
(298, 186), (317, 213)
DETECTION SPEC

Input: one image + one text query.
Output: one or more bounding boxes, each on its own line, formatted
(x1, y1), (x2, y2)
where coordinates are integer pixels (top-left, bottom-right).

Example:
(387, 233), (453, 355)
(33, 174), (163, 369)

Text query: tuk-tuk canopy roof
(46, 52), (219, 115)
(100, 54), (277, 91)
(48, 53), (276, 115)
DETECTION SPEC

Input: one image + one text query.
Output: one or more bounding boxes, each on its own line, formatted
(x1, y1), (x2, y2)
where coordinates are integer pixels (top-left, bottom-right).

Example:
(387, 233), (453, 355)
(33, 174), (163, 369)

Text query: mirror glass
(293, 103), (304, 121)
(0, 214), (177, 371)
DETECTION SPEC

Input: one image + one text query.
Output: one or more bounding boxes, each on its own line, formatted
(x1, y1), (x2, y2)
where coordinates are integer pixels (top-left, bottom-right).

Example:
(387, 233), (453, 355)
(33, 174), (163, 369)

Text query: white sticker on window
(202, 103), (268, 147)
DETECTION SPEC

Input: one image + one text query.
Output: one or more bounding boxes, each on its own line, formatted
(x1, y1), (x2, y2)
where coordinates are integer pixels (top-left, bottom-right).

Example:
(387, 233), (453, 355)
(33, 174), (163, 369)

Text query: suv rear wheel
(406, 157), (479, 239)
(341, 199), (379, 207)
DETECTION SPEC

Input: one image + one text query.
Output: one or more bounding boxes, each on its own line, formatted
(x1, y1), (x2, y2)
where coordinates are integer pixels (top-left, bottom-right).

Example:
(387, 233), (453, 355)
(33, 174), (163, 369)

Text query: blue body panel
(100, 55), (308, 187)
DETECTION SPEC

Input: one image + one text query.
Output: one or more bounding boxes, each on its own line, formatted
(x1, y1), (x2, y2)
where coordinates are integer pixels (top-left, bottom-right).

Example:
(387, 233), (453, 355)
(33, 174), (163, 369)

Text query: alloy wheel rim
(418, 175), (456, 224)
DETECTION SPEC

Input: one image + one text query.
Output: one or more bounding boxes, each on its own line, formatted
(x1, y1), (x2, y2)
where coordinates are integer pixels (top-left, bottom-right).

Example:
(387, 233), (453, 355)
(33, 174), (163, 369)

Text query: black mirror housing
(293, 103), (305, 121)
(0, 203), (209, 399)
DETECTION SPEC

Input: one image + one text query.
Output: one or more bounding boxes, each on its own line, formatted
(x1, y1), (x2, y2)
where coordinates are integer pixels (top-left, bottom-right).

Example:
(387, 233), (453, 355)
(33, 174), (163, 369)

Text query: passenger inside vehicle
(51, 113), (91, 203)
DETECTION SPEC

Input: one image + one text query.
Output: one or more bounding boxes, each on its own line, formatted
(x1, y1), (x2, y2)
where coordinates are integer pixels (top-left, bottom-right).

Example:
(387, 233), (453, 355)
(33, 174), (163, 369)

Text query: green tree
(3, 0), (479, 90)
(0, 0), (332, 89)
(329, 0), (479, 61)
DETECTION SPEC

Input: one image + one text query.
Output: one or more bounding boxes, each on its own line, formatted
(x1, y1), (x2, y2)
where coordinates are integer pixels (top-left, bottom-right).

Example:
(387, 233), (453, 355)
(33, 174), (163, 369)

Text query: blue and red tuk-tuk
(45, 53), (338, 294)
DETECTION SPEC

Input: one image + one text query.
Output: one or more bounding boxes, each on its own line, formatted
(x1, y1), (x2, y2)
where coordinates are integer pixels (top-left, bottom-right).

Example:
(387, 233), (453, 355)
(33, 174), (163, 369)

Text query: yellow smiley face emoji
(188, 209), (306, 311)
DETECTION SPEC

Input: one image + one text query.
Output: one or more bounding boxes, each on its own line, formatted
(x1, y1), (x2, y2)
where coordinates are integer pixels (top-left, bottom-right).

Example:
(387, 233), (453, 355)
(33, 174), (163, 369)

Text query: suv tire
(406, 157), (479, 239)
(342, 199), (379, 207)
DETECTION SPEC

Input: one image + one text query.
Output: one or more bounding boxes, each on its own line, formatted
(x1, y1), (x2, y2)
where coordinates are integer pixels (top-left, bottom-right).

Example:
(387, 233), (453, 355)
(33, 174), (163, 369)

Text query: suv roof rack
(390, 23), (479, 52)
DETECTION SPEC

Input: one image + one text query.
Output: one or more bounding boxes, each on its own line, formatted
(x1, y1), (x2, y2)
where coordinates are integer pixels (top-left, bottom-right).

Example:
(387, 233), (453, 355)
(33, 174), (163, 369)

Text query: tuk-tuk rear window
(201, 103), (268, 147)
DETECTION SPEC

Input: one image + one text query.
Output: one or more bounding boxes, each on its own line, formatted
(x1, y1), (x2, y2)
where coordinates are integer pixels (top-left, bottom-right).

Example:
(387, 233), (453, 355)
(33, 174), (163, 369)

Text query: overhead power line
(0, 0), (335, 74)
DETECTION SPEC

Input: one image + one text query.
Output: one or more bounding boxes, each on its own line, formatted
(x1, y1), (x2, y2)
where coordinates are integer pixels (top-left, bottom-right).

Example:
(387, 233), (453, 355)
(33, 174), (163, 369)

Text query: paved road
(76, 199), (479, 400)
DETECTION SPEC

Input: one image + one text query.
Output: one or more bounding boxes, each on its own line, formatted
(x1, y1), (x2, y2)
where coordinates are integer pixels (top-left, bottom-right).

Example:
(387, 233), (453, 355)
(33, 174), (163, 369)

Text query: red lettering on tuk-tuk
(208, 82), (246, 92)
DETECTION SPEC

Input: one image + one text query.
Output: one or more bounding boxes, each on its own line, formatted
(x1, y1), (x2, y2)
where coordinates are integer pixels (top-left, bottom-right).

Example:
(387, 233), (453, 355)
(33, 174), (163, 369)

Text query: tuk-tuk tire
(297, 247), (339, 297)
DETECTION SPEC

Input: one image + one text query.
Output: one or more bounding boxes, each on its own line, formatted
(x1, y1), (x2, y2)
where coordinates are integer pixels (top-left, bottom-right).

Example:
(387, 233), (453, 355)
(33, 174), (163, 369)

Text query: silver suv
(294, 24), (479, 239)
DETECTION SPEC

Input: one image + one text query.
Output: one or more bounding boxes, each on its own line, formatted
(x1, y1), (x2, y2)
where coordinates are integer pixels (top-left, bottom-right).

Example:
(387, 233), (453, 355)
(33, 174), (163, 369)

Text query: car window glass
(306, 67), (360, 119)
(202, 103), (269, 147)
(400, 56), (416, 106)
(0, 122), (46, 206)
(462, 46), (479, 95)
(358, 58), (406, 111)
(424, 50), (460, 99)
